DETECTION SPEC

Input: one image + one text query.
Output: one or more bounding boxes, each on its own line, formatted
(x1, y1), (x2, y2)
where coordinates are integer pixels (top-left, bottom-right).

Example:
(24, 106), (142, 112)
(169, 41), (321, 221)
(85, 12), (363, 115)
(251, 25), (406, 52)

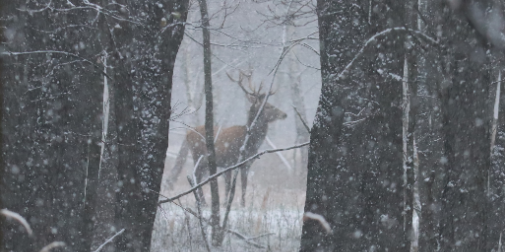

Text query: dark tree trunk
(112, 1), (189, 251)
(302, 0), (369, 250)
(301, 0), (410, 251)
(491, 63), (505, 250)
(197, 0), (223, 246)
(89, 4), (120, 248)
(0, 1), (4, 246)
(416, 2), (445, 251)
(1, 3), (103, 251)
(437, 2), (494, 251)
(1, 1), (188, 251)
(487, 65), (505, 252)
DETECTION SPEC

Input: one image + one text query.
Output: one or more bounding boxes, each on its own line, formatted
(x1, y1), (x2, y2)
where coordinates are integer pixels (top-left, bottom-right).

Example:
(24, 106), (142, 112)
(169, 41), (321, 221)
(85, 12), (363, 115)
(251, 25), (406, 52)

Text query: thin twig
(1, 50), (113, 81)
(226, 229), (265, 248)
(293, 106), (310, 133)
(93, 228), (125, 252)
(159, 142), (309, 204)
(294, 53), (320, 70)
(331, 27), (438, 82)
(265, 136), (292, 171)
(247, 232), (275, 241)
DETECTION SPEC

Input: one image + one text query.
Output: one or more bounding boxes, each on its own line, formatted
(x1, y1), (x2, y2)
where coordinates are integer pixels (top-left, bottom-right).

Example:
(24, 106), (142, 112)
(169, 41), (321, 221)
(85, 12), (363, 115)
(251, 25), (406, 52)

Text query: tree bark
(301, 0), (368, 250)
(1, 3), (103, 251)
(301, 0), (409, 250)
(198, 0), (223, 245)
(112, 1), (189, 251)
(437, 2), (494, 250)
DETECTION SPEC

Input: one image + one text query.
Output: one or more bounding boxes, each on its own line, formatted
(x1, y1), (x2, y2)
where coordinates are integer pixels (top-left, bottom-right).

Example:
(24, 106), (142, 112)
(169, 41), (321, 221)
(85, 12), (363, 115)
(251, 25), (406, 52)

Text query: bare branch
(331, 27), (438, 82)
(1, 50), (113, 81)
(93, 228), (125, 252)
(293, 106), (311, 133)
(39, 241), (66, 252)
(303, 212), (333, 234)
(300, 42), (319, 55)
(17, 0), (139, 25)
(1, 209), (33, 236)
(265, 136), (293, 171)
(226, 229), (265, 249)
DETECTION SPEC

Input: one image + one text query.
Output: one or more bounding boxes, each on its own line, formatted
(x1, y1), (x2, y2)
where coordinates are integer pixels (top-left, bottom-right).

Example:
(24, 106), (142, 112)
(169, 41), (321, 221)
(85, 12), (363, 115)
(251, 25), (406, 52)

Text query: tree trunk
(301, 1), (368, 250)
(112, 1), (189, 251)
(1, 3), (103, 251)
(416, 2), (444, 251)
(0, 8), (4, 247)
(437, 2), (494, 250)
(301, 0), (409, 250)
(198, 0), (223, 246)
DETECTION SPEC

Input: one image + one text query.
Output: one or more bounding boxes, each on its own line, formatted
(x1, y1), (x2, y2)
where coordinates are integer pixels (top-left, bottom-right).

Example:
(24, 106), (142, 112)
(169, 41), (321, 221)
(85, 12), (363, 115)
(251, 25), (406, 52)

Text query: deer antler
(227, 70), (257, 97)
(227, 70), (276, 99)
(258, 81), (276, 96)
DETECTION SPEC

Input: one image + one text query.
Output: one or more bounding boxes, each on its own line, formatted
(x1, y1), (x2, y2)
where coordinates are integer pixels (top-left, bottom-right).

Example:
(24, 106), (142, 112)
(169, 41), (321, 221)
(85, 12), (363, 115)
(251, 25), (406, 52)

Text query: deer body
(187, 125), (248, 169)
(167, 93), (286, 207)
(186, 98), (286, 206)
(167, 71), (286, 206)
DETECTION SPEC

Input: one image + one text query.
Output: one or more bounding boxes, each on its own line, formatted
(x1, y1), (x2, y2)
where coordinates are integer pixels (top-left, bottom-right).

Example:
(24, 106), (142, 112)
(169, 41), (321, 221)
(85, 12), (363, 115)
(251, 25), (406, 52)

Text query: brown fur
(187, 96), (287, 206)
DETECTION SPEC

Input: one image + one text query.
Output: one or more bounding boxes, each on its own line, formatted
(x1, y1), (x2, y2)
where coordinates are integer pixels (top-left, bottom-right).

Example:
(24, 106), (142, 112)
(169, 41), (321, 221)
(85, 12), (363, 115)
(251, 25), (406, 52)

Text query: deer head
(227, 71), (287, 125)
(248, 94), (287, 123)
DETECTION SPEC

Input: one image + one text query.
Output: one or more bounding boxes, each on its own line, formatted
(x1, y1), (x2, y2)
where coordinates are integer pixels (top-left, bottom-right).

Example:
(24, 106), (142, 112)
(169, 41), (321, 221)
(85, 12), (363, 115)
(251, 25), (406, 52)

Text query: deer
(167, 71), (287, 207)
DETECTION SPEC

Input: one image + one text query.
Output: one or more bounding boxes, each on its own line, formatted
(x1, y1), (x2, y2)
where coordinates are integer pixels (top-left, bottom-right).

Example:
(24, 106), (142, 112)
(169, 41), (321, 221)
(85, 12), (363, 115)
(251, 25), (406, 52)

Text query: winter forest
(1, 0), (505, 251)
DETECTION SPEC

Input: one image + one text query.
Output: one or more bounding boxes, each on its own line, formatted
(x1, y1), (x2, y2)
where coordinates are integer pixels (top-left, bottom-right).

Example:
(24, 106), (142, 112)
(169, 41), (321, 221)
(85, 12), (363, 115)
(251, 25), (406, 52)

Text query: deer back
(186, 125), (248, 168)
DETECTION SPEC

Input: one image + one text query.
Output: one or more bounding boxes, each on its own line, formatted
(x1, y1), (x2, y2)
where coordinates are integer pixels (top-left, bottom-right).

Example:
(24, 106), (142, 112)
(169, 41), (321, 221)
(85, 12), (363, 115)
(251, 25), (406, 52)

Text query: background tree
(301, 0), (412, 250)
(1, 0), (189, 251)
(436, 1), (497, 250)
(302, 0), (505, 251)
(1, 2), (103, 250)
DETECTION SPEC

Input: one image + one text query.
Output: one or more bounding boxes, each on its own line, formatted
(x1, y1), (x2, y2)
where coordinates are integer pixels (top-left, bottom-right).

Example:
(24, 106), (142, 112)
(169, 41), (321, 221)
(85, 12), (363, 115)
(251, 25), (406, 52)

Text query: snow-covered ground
(152, 143), (307, 252)
(151, 205), (304, 252)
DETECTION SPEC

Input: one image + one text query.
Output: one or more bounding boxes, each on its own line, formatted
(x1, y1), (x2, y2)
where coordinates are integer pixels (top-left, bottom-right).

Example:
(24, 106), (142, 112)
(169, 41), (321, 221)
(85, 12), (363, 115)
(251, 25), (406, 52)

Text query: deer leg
(224, 170), (231, 204)
(195, 164), (207, 207)
(240, 166), (250, 207)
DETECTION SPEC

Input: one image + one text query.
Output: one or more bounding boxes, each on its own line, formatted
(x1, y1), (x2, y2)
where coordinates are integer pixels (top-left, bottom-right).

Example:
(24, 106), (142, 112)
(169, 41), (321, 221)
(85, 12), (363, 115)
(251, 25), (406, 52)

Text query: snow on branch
(1, 50), (113, 80)
(159, 141), (310, 204)
(331, 27), (438, 82)
(1, 209), (33, 236)
(303, 212), (333, 234)
(265, 136), (293, 171)
(226, 229), (265, 249)
(16, 0), (139, 25)
(268, 33), (321, 76)
(39, 241), (66, 252)
(300, 42), (320, 56)
(92, 228), (125, 252)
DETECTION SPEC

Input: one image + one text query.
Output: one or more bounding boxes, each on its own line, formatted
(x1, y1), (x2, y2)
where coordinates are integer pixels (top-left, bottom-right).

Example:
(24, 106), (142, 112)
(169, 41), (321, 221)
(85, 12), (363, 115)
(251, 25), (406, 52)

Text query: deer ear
(247, 94), (256, 103)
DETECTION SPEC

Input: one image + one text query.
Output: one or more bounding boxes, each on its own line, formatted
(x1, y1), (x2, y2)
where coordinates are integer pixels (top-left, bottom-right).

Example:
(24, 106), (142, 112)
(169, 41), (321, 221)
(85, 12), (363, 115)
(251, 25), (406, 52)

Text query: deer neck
(245, 115), (269, 152)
